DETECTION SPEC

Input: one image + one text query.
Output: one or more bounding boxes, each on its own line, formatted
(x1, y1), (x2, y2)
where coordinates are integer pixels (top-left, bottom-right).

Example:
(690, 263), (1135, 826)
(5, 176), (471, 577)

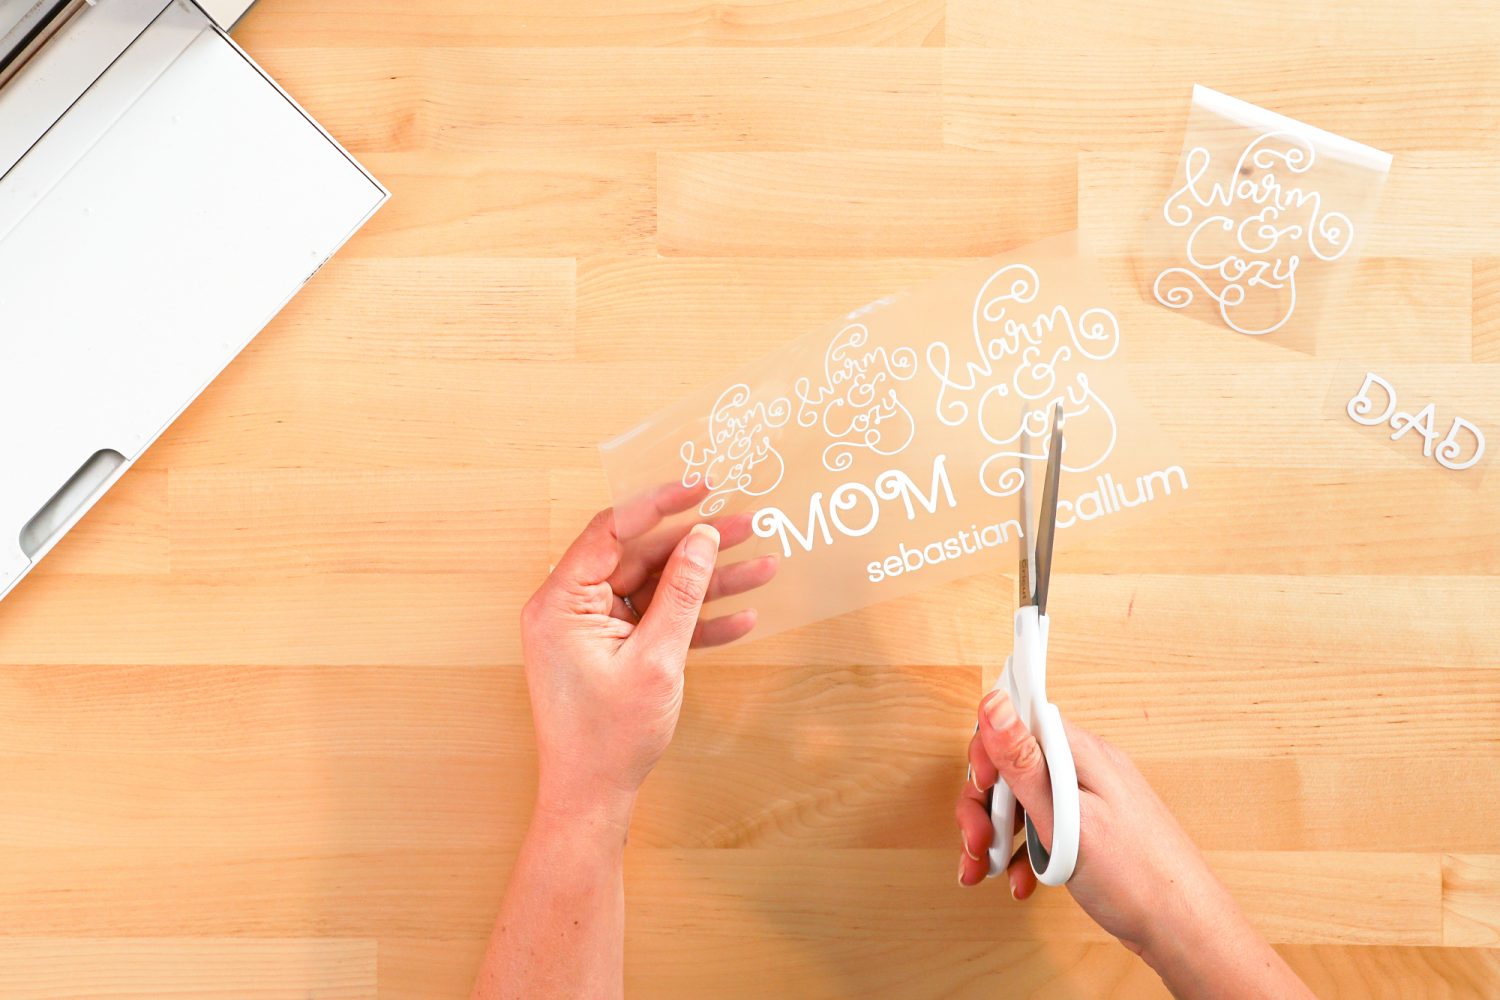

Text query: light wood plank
(0, 849), (507, 937)
(0, 755), (527, 850)
(1059, 466), (1500, 576)
(236, 0), (947, 48)
(171, 353), (1500, 473)
(113, 354), (1500, 475)
(168, 469), (546, 574)
(378, 938), (488, 1000)
(251, 48), (944, 153)
(350, 151), (656, 257)
(628, 937), (1165, 999)
(1475, 257), (1500, 362)
(948, 0), (1500, 52)
(658, 151), (1077, 256)
(577, 256), (973, 361)
(944, 47), (1500, 152)
(1043, 575), (1500, 680)
(625, 848), (1441, 946)
(0, 938), (377, 1000)
(634, 663), (979, 848)
(270, 258), (576, 361)
(1080, 152), (1500, 257)
(1280, 944), (1500, 1000)
(130, 353), (1499, 472)
(1102, 256), (1476, 365)
(575, 254), (1473, 364)
(0, 575), (526, 665)
(1056, 664), (1500, 758)
(0, 665), (528, 757)
(1443, 854), (1500, 946)
(21, 470), (170, 577)
(628, 937), (1500, 999)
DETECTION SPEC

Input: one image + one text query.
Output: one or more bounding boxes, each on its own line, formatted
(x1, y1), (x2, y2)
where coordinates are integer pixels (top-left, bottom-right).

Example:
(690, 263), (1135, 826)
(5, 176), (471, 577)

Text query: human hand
(955, 691), (1313, 998)
(521, 486), (777, 819)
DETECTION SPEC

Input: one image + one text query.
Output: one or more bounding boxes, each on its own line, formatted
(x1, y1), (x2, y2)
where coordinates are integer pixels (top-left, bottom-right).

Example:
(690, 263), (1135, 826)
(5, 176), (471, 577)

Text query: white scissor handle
(986, 608), (1080, 887)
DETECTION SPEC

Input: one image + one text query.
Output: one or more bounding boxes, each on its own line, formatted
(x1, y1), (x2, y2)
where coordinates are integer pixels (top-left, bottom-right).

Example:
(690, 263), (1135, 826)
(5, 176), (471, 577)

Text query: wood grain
(658, 150), (1078, 256)
(1080, 151), (1500, 257)
(1475, 257), (1500, 362)
(234, 0), (948, 48)
(943, 47), (1500, 153)
(0, 939), (377, 1000)
(251, 48), (945, 153)
(945, 0), (1500, 52)
(574, 254), (1475, 363)
(1, 0), (1497, 995)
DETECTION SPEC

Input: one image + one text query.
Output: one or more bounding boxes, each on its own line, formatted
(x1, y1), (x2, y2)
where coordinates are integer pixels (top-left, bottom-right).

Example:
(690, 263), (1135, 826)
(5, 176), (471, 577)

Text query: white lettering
(753, 453), (957, 558)
(1346, 371), (1486, 473)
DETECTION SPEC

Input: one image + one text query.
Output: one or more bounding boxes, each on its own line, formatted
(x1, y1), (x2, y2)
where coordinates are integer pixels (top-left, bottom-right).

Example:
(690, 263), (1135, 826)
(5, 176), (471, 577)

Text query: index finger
(613, 480), (709, 541)
(1060, 717), (1127, 796)
(548, 508), (623, 589)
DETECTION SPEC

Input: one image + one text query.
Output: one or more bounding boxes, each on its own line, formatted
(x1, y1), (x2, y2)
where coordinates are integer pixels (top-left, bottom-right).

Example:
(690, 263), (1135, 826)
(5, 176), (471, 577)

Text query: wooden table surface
(3, 1), (1499, 996)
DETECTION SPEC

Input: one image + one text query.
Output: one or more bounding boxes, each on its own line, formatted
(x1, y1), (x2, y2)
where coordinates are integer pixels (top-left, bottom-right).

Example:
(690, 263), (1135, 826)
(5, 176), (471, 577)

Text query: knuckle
(1079, 801), (1102, 845)
(665, 565), (709, 606)
(1098, 736), (1130, 768)
(1008, 735), (1045, 775)
(636, 646), (679, 678)
(519, 593), (545, 632)
(1079, 793), (1111, 842)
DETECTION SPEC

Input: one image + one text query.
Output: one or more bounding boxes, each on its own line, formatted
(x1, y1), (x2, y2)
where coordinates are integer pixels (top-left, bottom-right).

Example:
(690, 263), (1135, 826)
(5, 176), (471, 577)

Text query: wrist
(533, 777), (639, 845)
(1140, 886), (1265, 997)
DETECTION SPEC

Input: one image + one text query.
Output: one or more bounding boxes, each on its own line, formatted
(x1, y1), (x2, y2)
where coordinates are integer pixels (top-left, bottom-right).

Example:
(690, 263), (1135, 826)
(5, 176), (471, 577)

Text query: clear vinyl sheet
(1323, 366), (1492, 487)
(1141, 85), (1392, 352)
(600, 233), (1190, 643)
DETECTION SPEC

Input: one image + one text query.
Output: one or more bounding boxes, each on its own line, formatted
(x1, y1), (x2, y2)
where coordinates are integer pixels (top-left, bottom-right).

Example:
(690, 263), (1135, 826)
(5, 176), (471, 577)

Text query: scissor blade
(1033, 402), (1065, 617)
(1018, 417), (1036, 606)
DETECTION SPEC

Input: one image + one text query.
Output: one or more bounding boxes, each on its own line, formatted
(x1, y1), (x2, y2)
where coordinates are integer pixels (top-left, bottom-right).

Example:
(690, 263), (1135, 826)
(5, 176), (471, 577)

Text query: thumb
(631, 524), (720, 658)
(978, 690), (1053, 847)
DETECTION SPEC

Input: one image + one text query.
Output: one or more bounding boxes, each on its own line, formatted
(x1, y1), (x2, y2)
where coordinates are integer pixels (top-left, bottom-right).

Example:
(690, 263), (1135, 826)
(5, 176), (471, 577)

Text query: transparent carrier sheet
(599, 233), (1190, 644)
(1323, 366), (1493, 488)
(1136, 85), (1391, 354)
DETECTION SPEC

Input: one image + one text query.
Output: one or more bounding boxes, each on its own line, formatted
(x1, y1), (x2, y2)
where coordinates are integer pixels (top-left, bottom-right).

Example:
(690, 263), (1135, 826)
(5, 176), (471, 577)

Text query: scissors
(985, 401), (1080, 887)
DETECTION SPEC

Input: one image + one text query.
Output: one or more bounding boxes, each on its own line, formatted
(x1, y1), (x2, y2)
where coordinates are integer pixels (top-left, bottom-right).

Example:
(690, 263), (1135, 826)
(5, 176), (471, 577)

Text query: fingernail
(1009, 872), (1019, 900)
(683, 523), (720, 565)
(967, 766), (985, 795)
(962, 832), (980, 862)
(984, 691), (1016, 731)
(958, 861), (968, 887)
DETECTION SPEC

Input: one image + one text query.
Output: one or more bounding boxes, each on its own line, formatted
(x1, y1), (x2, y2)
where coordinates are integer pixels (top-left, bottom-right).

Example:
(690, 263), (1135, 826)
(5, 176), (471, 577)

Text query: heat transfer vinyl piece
(1144, 85), (1391, 351)
(599, 233), (1189, 643)
(1326, 367), (1492, 484)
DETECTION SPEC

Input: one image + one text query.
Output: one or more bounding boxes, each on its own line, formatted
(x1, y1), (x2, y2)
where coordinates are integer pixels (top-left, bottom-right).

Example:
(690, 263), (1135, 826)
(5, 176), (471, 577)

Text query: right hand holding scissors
(956, 696), (1316, 1000)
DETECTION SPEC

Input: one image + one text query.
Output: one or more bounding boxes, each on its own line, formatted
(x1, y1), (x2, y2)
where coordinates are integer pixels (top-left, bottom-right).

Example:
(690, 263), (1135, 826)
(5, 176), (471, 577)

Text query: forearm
(1143, 884), (1314, 1000)
(472, 792), (635, 1000)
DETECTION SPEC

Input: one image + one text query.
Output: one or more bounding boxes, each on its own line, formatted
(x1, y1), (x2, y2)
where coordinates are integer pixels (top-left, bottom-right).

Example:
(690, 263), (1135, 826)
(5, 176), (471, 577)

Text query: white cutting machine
(0, 0), (387, 602)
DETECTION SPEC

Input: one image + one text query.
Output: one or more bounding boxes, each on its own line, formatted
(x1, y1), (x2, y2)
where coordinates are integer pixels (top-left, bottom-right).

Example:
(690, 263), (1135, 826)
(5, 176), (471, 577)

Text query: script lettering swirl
(795, 323), (919, 472)
(1156, 131), (1355, 336)
(681, 384), (791, 516)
